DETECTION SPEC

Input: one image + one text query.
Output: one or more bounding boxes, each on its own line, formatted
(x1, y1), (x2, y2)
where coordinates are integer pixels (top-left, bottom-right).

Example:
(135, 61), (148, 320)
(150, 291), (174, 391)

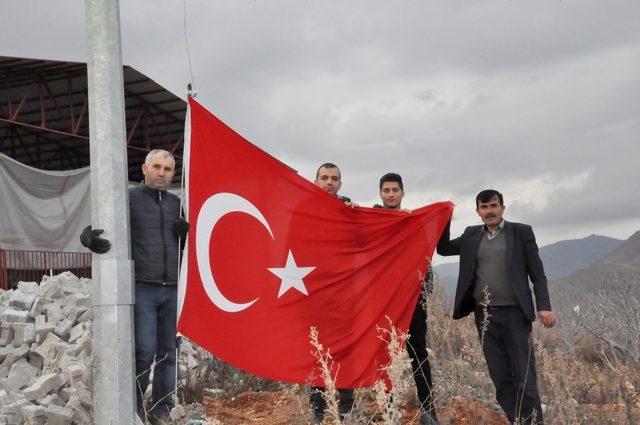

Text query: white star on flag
(267, 250), (316, 298)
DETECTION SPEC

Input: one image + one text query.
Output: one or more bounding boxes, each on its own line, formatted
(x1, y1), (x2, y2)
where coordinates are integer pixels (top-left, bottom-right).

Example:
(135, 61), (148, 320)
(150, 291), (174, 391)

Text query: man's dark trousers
(407, 301), (436, 414)
(475, 306), (543, 425)
(135, 282), (177, 418)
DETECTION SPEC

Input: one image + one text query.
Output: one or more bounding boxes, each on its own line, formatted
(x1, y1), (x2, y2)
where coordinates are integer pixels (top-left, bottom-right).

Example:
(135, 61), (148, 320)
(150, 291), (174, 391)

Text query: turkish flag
(178, 98), (453, 388)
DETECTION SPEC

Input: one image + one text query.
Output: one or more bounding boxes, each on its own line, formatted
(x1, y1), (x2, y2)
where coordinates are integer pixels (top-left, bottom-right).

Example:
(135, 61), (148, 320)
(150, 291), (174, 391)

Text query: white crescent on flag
(196, 192), (274, 313)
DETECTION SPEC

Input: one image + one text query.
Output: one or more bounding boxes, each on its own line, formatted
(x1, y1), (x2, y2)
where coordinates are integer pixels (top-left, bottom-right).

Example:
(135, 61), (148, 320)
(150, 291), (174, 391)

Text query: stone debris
(44, 405), (74, 425)
(12, 323), (35, 347)
(1, 358), (39, 392)
(22, 404), (46, 424)
(0, 325), (13, 347)
(22, 373), (61, 401)
(28, 297), (48, 319)
(8, 291), (35, 312)
(0, 310), (29, 324)
(0, 273), (93, 424)
(2, 272), (205, 424)
(16, 282), (38, 295)
(53, 319), (74, 341)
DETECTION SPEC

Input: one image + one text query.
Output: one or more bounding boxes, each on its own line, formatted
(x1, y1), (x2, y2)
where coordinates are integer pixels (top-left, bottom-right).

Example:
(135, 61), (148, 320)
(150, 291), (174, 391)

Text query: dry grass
(178, 277), (640, 424)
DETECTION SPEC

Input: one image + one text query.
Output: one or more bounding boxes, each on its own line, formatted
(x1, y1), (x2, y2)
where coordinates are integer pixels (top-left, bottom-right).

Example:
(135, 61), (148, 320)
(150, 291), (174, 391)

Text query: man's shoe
(419, 411), (441, 425)
(310, 409), (324, 424)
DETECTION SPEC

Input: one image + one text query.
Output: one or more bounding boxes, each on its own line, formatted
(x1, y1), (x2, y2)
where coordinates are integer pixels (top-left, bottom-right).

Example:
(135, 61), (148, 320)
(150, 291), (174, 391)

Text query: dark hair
(315, 163), (341, 180)
(475, 189), (503, 207)
(379, 172), (403, 190)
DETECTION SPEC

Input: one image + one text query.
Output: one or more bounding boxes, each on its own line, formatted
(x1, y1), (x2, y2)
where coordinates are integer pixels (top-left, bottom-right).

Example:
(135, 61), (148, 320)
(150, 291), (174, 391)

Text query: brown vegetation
(176, 279), (640, 424)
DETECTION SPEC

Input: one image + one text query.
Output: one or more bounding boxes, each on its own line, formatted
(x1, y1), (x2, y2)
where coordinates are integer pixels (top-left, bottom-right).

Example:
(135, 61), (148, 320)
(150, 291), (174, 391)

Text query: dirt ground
(202, 391), (509, 424)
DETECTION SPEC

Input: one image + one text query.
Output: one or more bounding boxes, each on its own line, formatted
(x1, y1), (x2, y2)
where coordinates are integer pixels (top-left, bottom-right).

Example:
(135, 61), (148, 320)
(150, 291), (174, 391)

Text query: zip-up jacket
(129, 184), (181, 285)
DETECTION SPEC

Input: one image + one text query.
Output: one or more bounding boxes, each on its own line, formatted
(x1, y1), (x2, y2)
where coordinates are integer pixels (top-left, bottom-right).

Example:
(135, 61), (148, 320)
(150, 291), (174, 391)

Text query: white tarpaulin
(0, 153), (91, 266)
(1, 153), (183, 269)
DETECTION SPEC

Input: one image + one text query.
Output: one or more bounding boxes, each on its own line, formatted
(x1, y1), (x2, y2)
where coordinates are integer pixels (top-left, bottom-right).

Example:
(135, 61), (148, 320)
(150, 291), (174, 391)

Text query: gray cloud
(2, 0), (639, 247)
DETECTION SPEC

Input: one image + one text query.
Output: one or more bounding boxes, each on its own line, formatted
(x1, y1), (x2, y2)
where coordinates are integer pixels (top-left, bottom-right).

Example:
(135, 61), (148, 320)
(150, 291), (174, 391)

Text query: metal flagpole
(174, 83), (195, 412)
(84, 0), (136, 423)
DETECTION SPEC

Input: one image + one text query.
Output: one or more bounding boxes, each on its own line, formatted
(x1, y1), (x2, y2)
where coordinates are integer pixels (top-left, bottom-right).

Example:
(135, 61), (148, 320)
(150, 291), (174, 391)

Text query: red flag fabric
(178, 98), (453, 388)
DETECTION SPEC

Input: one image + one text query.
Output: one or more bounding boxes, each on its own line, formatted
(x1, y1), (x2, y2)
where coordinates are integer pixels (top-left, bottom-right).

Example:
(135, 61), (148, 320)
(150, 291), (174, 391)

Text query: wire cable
(182, 0), (196, 93)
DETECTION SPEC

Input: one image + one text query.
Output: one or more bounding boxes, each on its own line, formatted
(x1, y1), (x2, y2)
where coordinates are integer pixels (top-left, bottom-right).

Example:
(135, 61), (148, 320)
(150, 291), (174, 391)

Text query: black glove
(175, 218), (190, 239)
(80, 225), (111, 254)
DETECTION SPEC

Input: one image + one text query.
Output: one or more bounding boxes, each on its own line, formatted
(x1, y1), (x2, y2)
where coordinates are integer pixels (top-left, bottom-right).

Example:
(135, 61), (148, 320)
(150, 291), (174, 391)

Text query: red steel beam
(0, 118), (89, 140)
(9, 82), (35, 121)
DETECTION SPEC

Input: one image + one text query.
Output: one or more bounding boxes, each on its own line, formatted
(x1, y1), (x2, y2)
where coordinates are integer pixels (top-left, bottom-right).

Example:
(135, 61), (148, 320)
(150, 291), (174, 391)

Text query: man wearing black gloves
(81, 149), (188, 423)
(374, 173), (440, 425)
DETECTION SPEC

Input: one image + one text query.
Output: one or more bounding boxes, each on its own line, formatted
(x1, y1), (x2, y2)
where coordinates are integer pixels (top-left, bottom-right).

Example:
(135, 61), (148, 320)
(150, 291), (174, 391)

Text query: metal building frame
(0, 56), (186, 182)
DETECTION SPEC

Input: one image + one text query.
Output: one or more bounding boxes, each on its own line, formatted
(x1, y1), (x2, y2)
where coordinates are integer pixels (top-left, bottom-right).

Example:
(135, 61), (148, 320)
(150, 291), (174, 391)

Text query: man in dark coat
(81, 149), (188, 423)
(437, 189), (555, 425)
(374, 172), (440, 425)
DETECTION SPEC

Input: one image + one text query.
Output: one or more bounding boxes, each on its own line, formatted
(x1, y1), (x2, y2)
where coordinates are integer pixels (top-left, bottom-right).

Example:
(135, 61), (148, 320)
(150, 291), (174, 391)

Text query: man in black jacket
(81, 149), (188, 423)
(437, 189), (555, 424)
(375, 173), (440, 425)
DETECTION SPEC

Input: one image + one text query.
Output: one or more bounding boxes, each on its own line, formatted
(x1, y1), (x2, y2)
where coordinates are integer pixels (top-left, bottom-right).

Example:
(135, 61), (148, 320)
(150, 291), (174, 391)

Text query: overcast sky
(2, 0), (639, 256)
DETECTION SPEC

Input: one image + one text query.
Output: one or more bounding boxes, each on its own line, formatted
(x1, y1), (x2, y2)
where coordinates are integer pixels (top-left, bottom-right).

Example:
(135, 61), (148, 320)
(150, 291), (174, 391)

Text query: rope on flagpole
(182, 0), (196, 95)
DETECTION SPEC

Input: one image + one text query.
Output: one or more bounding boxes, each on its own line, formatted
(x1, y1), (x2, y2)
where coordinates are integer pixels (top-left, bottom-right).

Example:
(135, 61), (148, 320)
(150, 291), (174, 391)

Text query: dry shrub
(178, 275), (640, 424)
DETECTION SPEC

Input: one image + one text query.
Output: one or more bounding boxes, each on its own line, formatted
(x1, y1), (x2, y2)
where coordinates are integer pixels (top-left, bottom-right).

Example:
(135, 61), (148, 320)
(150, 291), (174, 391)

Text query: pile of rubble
(0, 272), (93, 424)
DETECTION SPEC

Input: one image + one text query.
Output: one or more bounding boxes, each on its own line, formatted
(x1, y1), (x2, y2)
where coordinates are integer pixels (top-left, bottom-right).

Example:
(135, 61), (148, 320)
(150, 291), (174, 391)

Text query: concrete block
(16, 282), (39, 294)
(27, 356), (43, 374)
(27, 297), (48, 319)
(2, 398), (31, 423)
(62, 293), (90, 317)
(0, 390), (9, 409)
(0, 345), (14, 364)
(67, 382), (91, 407)
(70, 333), (91, 356)
(57, 372), (69, 388)
(0, 324), (14, 346)
(56, 350), (75, 375)
(22, 373), (60, 401)
(34, 316), (56, 344)
(66, 397), (91, 424)
(68, 323), (88, 344)
(1, 345), (29, 369)
(55, 272), (82, 295)
(44, 405), (74, 425)
(64, 364), (89, 388)
(8, 291), (35, 311)
(37, 280), (61, 300)
(76, 348), (91, 362)
(33, 332), (62, 360)
(57, 386), (72, 403)
(0, 309), (29, 324)
(39, 393), (65, 407)
(11, 323), (35, 347)
(53, 319), (74, 341)
(1, 358), (40, 392)
(43, 303), (65, 324)
(21, 404), (46, 425)
(42, 343), (70, 373)
(76, 308), (93, 323)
